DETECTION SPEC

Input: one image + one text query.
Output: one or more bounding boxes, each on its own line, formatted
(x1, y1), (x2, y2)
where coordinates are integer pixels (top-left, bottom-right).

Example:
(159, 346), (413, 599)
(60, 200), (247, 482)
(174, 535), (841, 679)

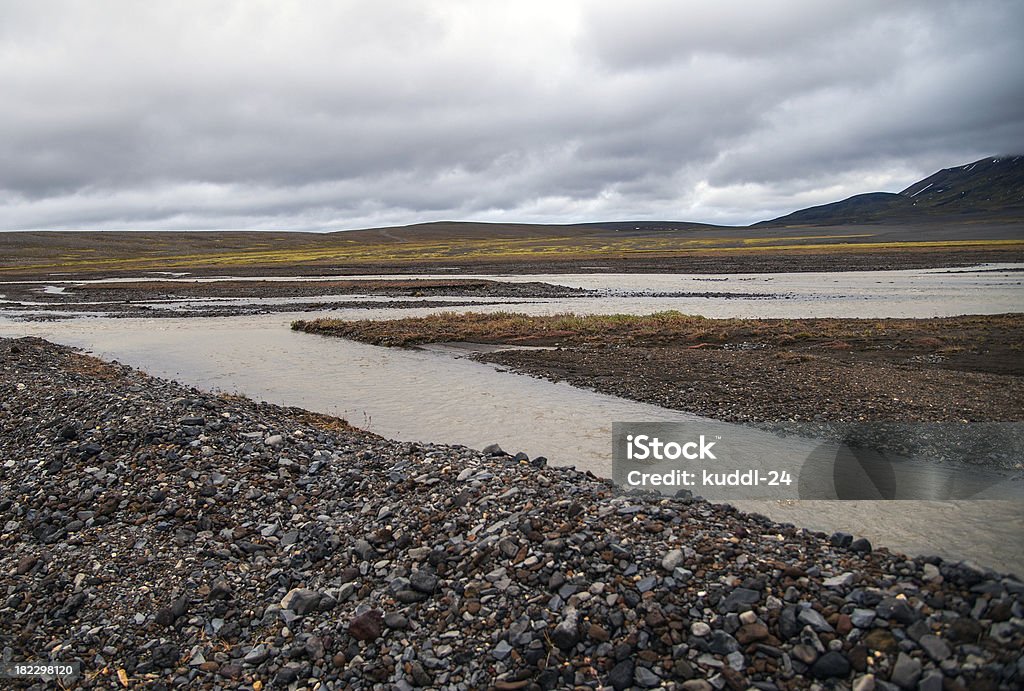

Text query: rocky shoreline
(2, 337), (1023, 690)
(0, 279), (589, 320)
(0, 278), (801, 321)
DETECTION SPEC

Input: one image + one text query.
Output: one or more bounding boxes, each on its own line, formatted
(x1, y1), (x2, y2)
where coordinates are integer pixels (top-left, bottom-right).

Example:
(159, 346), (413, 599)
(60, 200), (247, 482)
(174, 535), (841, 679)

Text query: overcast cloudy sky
(1, 1), (1022, 231)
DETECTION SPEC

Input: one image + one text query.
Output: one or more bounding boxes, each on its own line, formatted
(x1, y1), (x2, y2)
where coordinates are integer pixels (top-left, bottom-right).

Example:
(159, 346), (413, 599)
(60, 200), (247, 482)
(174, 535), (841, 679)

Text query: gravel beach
(2, 337), (1023, 690)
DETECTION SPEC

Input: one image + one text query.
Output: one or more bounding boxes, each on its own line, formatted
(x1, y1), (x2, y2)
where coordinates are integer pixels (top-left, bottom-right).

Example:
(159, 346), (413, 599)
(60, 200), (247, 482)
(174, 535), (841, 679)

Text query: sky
(1, 1), (1022, 232)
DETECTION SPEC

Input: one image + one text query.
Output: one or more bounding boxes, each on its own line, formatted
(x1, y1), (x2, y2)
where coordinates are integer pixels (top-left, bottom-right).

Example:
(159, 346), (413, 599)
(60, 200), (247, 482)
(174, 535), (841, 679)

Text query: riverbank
(3, 337), (1022, 689)
(0, 279), (589, 319)
(293, 312), (1024, 425)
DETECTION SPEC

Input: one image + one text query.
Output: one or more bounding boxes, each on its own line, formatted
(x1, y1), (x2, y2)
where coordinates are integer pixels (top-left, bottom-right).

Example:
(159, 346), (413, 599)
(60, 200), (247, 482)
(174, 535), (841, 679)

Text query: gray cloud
(1, 0), (1022, 230)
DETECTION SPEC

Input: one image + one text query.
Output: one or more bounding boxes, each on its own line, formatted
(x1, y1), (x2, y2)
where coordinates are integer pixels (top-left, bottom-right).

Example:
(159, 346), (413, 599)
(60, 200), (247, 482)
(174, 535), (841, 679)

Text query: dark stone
(810, 651), (850, 678)
(348, 609), (384, 641)
(218, 664), (242, 679)
(849, 537), (873, 553)
(829, 531), (853, 548)
(708, 631), (740, 655)
(408, 661), (432, 687)
(863, 628), (898, 654)
(536, 669), (560, 688)
(395, 589), (429, 604)
(208, 579), (232, 600)
(15, 555), (38, 575)
(151, 644), (180, 668)
(155, 596), (188, 627)
(274, 665), (300, 685)
(947, 618), (983, 643)
(551, 610), (580, 651)
(876, 597), (919, 625)
(409, 569), (438, 594)
(736, 623), (770, 644)
(608, 659), (634, 691)
(779, 605), (800, 639)
(848, 645), (868, 672)
(720, 587), (760, 613)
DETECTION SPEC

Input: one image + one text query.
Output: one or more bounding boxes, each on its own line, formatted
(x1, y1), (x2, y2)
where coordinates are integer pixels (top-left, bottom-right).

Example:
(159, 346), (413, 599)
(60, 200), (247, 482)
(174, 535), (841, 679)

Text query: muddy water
(2, 265), (1023, 574)
(5, 263), (1023, 318)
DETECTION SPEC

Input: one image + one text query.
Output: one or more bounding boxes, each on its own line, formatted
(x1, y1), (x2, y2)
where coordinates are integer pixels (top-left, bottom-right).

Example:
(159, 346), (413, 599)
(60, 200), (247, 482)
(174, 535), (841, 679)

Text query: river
(2, 263), (1022, 574)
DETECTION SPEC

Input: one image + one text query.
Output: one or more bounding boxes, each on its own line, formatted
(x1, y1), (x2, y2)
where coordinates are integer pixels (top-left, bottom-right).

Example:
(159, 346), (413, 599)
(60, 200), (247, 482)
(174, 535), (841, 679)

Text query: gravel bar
(1, 337), (1022, 690)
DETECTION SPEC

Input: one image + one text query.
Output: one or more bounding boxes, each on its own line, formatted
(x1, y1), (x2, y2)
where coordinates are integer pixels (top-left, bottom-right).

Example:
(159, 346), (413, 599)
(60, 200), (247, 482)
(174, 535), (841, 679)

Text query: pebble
(890, 651), (922, 689)
(0, 337), (1021, 691)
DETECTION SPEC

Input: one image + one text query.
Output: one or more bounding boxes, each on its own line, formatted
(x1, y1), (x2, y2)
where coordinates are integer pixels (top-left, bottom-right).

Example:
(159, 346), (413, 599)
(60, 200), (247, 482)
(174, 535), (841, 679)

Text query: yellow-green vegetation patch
(5, 233), (1021, 275)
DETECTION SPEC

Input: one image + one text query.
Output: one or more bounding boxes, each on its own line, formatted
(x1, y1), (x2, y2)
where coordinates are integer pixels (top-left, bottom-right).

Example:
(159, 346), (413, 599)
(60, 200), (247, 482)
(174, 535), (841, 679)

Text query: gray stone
(823, 572), (856, 588)
(851, 608), (876, 628)
(889, 652), (921, 689)
(637, 575), (657, 592)
(491, 640), (513, 660)
(917, 669), (943, 691)
(633, 666), (661, 688)
(662, 548), (685, 572)
(280, 588), (321, 614)
(852, 674), (876, 691)
(680, 682), (713, 691)
(551, 609), (579, 651)
(918, 634), (951, 662)
(243, 644), (269, 666)
(798, 607), (834, 632)
(673, 567), (694, 583)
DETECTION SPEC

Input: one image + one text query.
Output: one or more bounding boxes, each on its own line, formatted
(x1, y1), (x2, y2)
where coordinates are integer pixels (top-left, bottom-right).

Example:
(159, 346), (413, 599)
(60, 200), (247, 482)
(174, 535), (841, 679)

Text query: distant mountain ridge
(758, 155), (1024, 226)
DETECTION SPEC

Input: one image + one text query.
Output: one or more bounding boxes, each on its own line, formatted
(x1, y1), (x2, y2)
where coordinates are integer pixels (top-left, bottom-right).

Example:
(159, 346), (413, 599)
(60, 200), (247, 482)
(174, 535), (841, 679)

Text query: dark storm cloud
(1, 0), (1022, 230)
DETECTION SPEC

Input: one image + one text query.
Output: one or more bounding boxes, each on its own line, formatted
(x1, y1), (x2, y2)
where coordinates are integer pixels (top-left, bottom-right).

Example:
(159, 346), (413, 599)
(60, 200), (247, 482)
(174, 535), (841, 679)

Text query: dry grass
(291, 310), (1024, 350)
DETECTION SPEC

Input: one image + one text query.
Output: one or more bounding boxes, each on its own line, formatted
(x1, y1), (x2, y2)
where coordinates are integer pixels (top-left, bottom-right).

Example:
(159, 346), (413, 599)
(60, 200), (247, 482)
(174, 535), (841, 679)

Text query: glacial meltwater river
(2, 264), (1023, 574)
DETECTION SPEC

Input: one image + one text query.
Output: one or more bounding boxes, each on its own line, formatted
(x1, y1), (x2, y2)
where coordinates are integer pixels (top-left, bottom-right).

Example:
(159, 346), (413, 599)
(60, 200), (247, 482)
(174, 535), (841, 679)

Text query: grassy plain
(2, 221), (1022, 278)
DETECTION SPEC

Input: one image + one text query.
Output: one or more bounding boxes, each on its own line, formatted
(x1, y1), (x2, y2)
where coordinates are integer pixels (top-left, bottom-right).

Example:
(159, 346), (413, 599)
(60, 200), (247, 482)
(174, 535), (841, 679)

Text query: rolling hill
(760, 155), (1024, 226)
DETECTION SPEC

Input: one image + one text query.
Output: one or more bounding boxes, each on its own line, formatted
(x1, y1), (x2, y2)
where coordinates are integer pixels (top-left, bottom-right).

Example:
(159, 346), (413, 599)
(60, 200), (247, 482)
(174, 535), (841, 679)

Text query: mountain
(759, 155), (1024, 226)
